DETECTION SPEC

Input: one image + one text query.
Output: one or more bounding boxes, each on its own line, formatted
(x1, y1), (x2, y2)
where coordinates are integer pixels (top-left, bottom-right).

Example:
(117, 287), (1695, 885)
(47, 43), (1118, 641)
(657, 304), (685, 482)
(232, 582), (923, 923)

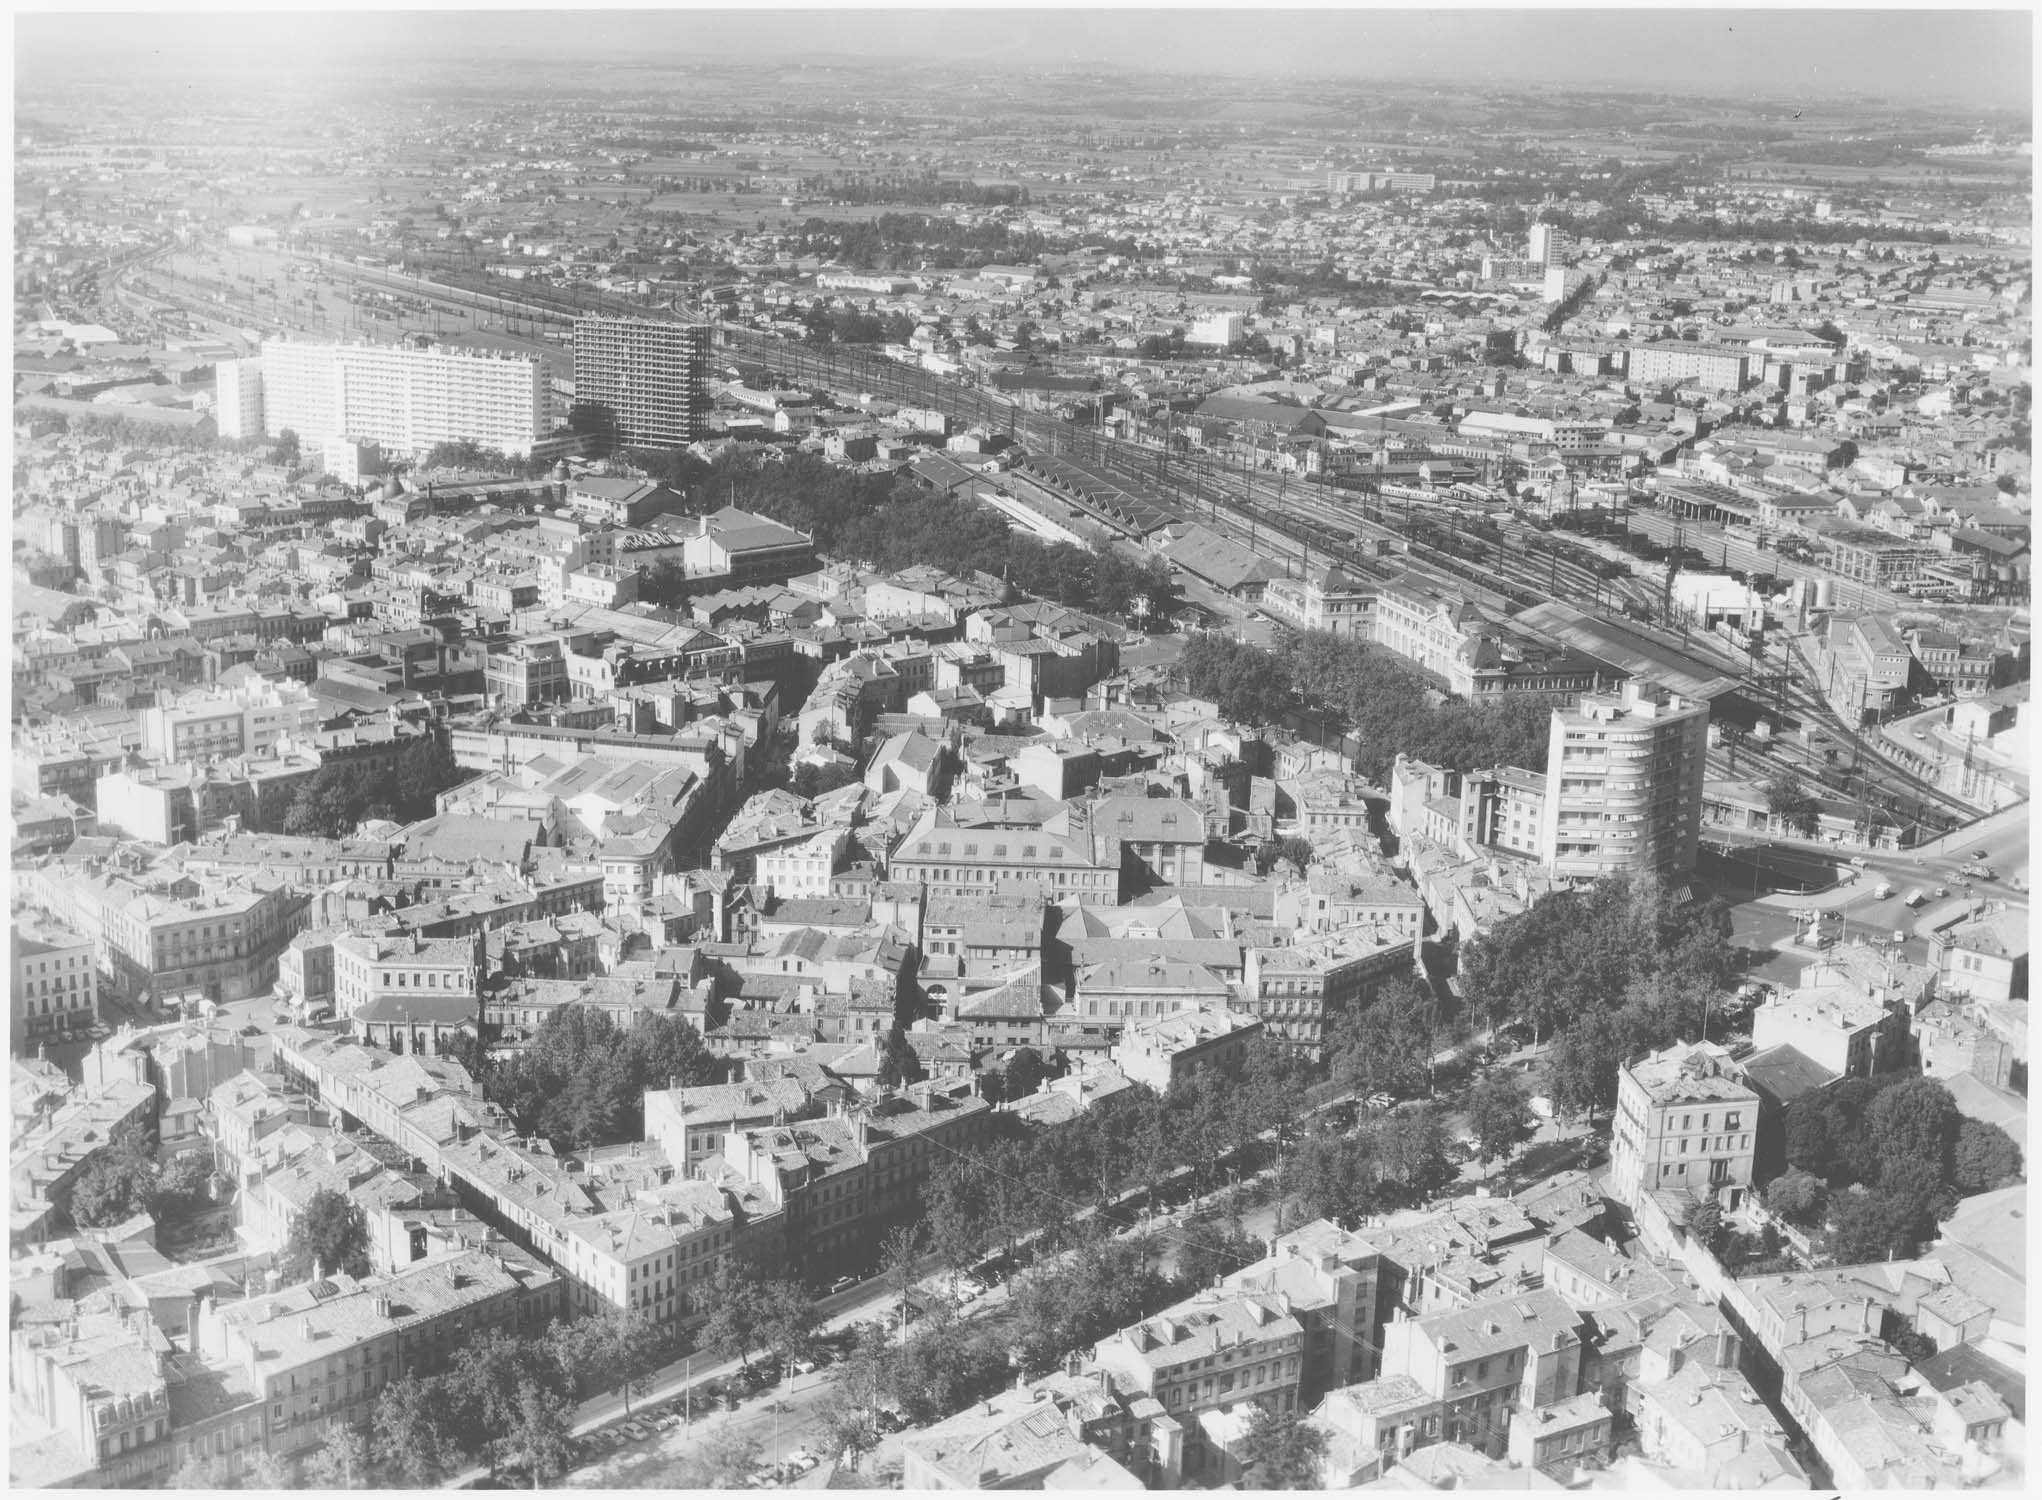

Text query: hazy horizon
(14, 7), (2036, 112)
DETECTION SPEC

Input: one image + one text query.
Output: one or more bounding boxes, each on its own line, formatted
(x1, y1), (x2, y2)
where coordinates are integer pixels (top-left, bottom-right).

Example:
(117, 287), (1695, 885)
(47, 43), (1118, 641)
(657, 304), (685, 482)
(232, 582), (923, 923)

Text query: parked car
(829, 1275), (859, 1295)
(618, 1421), (650, 1442)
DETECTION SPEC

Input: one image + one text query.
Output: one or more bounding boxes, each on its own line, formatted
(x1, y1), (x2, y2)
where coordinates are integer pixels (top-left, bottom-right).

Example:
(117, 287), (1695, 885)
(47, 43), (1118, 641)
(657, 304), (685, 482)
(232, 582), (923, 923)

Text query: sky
(14, 5), (2036, 111)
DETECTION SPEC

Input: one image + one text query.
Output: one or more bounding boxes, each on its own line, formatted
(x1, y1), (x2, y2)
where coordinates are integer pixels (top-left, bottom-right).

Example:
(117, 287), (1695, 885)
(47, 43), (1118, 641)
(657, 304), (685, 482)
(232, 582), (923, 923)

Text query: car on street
(1892, 929), (1908, 945)
(1935, 886), (1948, 898)
(618, 1421), (650, 1442)
(829, 1275), (859, 1295)
(1912, 729), (1926, 739)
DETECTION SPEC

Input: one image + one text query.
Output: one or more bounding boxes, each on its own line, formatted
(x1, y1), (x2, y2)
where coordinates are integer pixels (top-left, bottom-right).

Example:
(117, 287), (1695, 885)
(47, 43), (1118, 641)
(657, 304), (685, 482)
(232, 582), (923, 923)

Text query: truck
(1904, 889), (1928, 907)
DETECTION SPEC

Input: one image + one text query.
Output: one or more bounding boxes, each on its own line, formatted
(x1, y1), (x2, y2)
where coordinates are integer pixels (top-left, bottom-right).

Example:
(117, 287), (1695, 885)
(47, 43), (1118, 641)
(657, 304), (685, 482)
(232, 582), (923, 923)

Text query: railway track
(138, 251), (1995, 828)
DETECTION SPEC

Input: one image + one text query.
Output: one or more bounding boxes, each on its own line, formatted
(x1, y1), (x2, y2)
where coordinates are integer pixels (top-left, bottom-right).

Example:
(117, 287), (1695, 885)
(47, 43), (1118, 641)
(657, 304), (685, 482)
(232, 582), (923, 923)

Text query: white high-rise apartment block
(255, 340), (545, 458)
(214, 357), (264, 441)
(1188, 312), (1243, 348)
(1538, 679), (1709, 881)
(1529, 222), (1572, 267)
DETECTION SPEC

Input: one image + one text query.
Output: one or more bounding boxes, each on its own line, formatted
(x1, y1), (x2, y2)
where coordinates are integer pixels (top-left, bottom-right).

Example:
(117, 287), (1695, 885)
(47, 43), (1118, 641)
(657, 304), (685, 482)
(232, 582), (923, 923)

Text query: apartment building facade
(1537, 680), (1708, 881)
(188, 1249), (561, 1462)
(1628, 341), (1753, 393)
(1088, 1286), (1309, 1486)
(137, 678), (322, 762)
(257, 339), (546, 458)
(12, 911), (100, 1049)
(570, 316), (710, 449)
(1609, 1041), (1759, 1210)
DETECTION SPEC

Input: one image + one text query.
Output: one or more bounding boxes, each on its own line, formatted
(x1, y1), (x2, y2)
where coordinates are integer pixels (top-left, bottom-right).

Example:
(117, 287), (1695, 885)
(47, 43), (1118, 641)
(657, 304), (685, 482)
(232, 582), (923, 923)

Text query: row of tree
(1457, 875), (1739, 1123)
(814, 1229), (1184, 1462)
(363, 1308), (678, 1487)
(627, 448), (1178, 625)
(1176, 630), (1555, 783)
(921, 1044), (1314, 1275)
(806, 1219), (1328, 1486)
(172, 1304), (676, 1489)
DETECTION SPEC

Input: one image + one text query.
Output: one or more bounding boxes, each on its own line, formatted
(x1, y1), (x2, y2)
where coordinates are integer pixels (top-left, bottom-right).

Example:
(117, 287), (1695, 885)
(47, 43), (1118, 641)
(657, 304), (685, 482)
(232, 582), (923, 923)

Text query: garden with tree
(473, 1008), (727, 1152)
(1780, 1074), (2021, 1262)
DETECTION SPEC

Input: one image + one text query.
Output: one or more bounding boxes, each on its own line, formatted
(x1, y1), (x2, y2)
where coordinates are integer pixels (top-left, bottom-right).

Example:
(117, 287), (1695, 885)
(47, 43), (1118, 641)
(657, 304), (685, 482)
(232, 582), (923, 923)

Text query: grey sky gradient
(15, 7), (2035, 110)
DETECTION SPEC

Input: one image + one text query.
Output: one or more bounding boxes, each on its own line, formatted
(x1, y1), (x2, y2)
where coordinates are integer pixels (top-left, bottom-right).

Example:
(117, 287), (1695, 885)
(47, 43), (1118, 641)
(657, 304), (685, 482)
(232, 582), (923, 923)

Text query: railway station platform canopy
(1655, 478), (1761, 525)
(1516, 599), (1742, 703)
